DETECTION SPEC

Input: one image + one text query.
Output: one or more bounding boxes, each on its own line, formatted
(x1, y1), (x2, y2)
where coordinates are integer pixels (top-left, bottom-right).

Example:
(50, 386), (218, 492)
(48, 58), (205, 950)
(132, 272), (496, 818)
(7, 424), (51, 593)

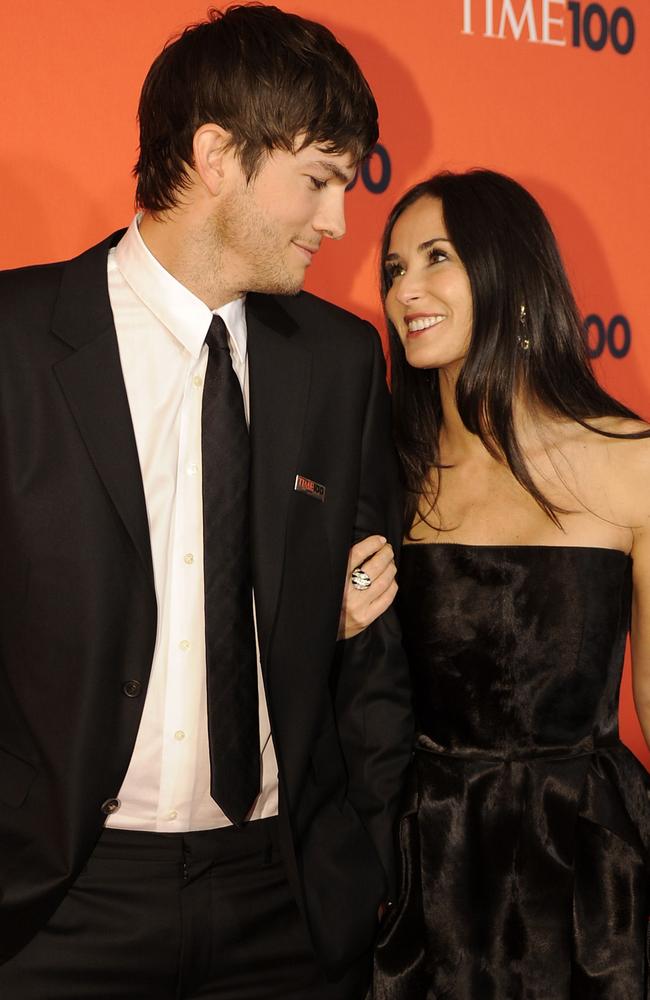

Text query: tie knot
(205, 314), (230, 353)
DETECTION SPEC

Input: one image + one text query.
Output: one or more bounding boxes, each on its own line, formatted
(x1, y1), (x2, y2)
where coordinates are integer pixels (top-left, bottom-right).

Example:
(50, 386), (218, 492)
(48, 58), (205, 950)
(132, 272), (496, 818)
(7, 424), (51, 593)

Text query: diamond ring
(351, 567), (372, 591)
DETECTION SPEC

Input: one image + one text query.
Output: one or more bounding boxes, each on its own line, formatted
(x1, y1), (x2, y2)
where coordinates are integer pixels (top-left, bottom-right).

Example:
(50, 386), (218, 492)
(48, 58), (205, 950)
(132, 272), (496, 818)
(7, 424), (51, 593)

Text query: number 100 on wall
(462, 1), (635, 54)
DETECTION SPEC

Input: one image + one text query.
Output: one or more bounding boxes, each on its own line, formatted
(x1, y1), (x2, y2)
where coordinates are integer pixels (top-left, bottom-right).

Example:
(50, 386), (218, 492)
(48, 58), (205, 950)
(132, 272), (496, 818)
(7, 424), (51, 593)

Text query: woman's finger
(346, 534), (387, 573)
(357, 545), (396, 586)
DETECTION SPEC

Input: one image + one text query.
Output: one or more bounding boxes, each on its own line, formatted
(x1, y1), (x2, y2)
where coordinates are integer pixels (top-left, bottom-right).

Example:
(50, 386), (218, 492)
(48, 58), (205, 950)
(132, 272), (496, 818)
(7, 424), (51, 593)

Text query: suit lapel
(51, 232), (154, 585)
(247, 294), (311, 663)
(50, 256), (309, 646)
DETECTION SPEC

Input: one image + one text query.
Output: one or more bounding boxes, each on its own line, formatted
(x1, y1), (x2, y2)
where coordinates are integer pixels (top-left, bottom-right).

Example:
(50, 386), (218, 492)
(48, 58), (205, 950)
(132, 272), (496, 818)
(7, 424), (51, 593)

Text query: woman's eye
(428, 249), (448, 264)
(385, 262), (405, 281)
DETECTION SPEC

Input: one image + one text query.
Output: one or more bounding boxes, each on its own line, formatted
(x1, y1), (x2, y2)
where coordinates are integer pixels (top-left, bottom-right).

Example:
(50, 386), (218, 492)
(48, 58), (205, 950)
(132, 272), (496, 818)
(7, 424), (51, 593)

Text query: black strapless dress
(372, 545), (650, 1000)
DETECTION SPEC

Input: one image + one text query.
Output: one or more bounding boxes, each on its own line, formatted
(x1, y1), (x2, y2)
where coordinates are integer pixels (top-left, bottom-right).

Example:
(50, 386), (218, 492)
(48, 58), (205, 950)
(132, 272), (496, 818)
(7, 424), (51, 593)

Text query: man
(0, 5), (413, 998)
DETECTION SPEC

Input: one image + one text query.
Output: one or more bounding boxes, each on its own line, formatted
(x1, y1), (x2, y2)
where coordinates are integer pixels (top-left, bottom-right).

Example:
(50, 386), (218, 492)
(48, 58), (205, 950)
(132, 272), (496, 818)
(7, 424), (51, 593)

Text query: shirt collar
(214, 297), (247, 366)
(114, 215), (247, 362)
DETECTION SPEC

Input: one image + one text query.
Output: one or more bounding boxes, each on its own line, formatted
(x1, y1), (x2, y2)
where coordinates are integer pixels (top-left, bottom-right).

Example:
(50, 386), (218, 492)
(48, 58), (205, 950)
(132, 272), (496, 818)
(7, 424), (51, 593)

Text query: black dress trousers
(0, 820), (371, 999)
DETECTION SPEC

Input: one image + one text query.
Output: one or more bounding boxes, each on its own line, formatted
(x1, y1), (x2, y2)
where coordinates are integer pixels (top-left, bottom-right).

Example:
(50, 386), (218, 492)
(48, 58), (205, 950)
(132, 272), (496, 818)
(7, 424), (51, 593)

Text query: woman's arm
(631, 519), (650, 750)
(627, 436), (650, 750)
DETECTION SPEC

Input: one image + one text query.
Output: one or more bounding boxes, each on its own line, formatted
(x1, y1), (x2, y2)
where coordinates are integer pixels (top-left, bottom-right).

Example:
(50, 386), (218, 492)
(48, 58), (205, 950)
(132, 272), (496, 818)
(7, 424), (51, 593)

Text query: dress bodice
(374, 543), (649, 1000)
(398, 544), (632, 758)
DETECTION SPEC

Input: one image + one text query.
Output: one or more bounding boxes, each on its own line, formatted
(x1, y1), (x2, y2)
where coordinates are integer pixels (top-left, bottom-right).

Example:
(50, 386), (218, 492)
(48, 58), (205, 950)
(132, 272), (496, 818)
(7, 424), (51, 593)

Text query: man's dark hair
(134, 3), (379, 213)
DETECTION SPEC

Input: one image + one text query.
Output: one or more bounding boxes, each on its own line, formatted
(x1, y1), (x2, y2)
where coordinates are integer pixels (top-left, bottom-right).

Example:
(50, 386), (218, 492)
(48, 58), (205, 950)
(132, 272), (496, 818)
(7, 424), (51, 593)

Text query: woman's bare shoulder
(584, 417), (650, 526)
(585, 415), (650, 438)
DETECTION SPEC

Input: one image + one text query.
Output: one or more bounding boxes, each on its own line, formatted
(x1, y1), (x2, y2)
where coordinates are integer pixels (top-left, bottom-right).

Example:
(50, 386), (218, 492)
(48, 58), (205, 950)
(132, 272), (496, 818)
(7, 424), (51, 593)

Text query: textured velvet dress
(372, 544), (650, 1000)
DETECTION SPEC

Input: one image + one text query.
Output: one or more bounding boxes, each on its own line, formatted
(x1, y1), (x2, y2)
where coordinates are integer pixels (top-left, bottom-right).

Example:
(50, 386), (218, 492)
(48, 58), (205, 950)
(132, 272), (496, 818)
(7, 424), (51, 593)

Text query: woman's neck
(436, 366), (564, 466)
(436, 366), (488, 463)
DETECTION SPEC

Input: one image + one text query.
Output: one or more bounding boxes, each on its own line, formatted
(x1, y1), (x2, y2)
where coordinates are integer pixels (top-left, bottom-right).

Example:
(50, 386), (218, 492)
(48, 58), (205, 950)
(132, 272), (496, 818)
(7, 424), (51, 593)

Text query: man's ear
(192, 124), (233, 196)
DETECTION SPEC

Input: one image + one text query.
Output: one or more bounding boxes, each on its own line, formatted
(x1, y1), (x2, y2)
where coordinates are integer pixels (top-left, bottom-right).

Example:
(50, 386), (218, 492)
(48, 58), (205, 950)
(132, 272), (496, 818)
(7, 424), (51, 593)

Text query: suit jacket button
(101, 798), (121, 815)
(122, 680), (142, 698)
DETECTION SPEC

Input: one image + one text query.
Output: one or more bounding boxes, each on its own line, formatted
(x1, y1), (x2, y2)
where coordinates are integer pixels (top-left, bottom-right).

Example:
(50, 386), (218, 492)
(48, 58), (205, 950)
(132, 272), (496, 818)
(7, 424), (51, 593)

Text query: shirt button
(184, 553), (194, 565)
(193, 376), (203, 388)
(187, 463), (198, 477)
(122, 679), (142, 698)
(168, 810), (178, 820)
(101, 798), (121, 815)
(174, 730), (186, 742)
(179, 639), (190, 651)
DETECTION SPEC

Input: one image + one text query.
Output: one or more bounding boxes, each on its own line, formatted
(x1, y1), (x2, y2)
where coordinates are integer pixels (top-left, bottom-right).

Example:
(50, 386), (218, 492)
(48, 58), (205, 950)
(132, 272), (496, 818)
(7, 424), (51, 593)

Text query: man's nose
(314, 191), (346, 241)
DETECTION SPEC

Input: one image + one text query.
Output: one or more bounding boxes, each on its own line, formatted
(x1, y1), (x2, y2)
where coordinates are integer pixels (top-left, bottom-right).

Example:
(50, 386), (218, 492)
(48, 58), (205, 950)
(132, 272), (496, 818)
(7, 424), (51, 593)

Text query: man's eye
(309, 177), (328, 190)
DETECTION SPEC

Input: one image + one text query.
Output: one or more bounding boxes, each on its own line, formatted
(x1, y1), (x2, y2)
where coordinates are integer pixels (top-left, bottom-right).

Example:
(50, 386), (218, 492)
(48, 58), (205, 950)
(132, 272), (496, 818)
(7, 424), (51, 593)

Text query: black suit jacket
(0, 232), (413, 975)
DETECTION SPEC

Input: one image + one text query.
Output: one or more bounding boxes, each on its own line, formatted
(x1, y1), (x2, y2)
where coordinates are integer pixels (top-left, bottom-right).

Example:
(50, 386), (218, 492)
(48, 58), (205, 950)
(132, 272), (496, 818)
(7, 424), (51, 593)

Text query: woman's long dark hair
(381, 169), (648, 531)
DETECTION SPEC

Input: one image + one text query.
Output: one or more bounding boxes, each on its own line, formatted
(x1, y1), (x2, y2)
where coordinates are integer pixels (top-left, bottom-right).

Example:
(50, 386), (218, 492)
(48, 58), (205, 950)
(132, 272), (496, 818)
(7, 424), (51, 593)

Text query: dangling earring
(518, 303), (530, 350)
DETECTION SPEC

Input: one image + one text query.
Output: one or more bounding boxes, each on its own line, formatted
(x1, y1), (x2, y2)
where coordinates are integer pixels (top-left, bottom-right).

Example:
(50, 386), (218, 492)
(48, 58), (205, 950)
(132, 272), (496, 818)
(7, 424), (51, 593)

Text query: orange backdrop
(2, 0), (649, 761)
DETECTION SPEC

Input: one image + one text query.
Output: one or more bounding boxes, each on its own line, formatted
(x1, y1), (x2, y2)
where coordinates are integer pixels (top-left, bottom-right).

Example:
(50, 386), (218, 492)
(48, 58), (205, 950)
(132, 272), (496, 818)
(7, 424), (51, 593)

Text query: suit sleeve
(334, 325), (414, 901)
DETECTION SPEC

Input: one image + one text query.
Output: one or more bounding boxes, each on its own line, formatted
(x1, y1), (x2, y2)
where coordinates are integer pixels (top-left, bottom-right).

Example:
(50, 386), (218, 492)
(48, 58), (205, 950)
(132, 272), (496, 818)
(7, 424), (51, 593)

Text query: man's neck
(138, 209), (241, 311)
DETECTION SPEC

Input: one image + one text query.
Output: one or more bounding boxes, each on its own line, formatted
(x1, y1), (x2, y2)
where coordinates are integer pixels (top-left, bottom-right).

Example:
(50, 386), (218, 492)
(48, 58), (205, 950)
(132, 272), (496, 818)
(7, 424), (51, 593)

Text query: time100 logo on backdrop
(346, 145), (392, 195)
(585, 315), (632, 359)
(461, 0), (635, 53)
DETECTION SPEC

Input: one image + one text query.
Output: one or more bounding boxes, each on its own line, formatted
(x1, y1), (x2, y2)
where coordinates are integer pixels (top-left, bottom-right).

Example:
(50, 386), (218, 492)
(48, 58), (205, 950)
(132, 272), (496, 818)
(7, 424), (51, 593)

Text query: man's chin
(259, 275), (305, 297)
(280, 266), (307, 296)
(245, 263), (307, 298)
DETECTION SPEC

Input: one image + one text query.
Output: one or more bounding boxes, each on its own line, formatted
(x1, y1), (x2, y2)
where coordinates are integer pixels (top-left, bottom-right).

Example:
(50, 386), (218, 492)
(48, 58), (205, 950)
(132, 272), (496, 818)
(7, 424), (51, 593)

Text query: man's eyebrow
(310, 160), (355, 183)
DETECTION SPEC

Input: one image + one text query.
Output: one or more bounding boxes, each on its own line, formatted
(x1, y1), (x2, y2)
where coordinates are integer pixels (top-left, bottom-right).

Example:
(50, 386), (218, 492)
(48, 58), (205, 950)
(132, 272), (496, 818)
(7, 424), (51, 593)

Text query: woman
(343, 170), (650, 998)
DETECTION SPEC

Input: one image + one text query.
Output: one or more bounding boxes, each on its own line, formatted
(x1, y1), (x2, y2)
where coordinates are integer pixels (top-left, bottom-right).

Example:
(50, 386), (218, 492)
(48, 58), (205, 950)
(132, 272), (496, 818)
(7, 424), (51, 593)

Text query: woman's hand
(338, 535), (398, 640)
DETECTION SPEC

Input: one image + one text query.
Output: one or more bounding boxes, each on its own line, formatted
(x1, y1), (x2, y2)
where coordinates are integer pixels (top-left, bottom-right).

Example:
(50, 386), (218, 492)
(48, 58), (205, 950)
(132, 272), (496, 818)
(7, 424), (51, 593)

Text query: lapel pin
(294, 474), (326, 502)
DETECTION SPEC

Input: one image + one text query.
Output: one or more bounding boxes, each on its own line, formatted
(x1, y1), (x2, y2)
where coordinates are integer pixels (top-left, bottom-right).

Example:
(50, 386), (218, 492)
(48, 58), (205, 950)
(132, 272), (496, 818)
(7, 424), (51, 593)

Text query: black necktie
(202, 314), (260, 825)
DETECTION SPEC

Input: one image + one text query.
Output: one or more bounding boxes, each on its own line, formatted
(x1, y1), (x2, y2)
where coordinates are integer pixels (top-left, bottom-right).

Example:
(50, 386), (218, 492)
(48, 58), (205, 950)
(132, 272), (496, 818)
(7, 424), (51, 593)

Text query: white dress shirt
(105, 215), (278, 832)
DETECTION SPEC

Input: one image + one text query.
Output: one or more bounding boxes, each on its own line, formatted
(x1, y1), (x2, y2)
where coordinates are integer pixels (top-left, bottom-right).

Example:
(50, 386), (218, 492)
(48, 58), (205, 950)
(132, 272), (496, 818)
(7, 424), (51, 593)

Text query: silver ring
(351, 567), (372, 591)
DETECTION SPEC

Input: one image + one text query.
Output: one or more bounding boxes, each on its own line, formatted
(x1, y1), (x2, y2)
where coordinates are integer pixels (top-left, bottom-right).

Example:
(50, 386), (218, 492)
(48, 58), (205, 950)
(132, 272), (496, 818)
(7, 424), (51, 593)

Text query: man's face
(214, 139), (357, 297)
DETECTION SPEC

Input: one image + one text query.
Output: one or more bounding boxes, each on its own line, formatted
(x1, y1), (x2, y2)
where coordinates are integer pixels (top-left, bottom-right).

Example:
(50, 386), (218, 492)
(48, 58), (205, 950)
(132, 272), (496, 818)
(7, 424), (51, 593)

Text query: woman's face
(384, 195), (473, 372)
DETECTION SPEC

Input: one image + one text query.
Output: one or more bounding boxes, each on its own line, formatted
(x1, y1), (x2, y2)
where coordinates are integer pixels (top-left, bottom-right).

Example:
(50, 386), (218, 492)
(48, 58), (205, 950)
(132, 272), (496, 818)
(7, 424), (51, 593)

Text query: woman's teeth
(406, 316), (445, 333)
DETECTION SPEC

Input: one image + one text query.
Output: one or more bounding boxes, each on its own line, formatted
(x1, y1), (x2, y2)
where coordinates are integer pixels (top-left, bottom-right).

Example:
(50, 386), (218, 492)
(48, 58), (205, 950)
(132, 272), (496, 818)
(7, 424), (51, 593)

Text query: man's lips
(292, 241), (319, 263)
